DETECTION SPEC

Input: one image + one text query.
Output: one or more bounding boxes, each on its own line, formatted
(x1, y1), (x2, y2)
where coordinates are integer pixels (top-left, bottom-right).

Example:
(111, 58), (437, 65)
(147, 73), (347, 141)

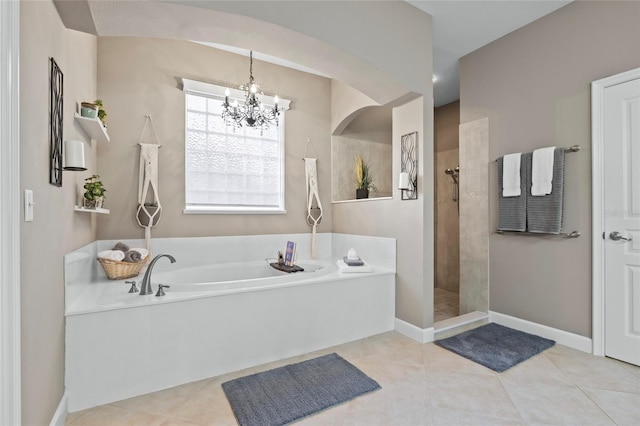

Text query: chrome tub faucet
(140, 254), (176, 295)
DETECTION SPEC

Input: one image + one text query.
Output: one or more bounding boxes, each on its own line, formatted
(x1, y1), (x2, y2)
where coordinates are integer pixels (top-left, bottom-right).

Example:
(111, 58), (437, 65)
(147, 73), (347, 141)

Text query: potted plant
(354, 155), (376, 199)
(83, 174), (107, 209)
(94, 99), (107, 125)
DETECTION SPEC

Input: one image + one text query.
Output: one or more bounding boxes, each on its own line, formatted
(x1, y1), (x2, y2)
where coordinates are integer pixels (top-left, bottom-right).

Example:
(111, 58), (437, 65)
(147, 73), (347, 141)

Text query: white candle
(398, 172), (410, 189)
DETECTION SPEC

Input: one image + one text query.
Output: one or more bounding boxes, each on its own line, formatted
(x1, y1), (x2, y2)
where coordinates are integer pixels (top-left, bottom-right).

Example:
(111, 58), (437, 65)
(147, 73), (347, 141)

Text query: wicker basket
(98, 256), (149, 280)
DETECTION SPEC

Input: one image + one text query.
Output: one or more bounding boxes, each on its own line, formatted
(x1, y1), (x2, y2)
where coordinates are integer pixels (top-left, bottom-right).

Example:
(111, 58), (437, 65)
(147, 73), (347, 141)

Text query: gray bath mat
(222, 353), (380, 426)
(435, 322), (555, 372)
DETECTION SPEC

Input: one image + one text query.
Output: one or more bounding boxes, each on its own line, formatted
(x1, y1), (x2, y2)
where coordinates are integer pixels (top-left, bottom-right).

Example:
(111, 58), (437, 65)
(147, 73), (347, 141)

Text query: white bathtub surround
(64, 233), (395, 412)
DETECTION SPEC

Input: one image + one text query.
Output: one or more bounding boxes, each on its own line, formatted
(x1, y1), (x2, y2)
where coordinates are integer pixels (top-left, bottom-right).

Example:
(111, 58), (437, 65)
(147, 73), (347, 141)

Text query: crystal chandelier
(222, 51), (280, 131)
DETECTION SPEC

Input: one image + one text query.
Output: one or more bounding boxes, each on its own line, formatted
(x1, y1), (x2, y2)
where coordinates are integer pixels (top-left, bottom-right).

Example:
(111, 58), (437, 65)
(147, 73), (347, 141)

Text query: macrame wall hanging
(135, 115), (163, 253)
(303, 139), (323, 259)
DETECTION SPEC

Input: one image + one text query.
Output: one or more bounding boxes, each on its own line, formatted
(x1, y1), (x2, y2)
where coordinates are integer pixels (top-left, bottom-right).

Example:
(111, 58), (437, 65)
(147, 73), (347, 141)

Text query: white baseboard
(394, 318), (434, 343)
(50, 393), (67, 426)
(489, 311), (592, 354)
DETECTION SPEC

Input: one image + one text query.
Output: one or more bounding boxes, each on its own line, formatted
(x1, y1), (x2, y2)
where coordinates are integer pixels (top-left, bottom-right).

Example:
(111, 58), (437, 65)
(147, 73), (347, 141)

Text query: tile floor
(65, 331), (640, 426)
(434, 288), (459, 323)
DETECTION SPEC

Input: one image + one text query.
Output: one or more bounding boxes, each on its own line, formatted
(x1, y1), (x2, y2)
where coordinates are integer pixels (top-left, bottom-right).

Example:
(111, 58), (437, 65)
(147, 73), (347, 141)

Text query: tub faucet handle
(125, 280), (139, 293)
(156, 284), (170, 297)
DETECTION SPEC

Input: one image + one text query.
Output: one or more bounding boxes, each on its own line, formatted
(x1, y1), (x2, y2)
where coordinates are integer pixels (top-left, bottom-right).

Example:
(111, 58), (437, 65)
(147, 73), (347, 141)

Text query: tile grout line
(575, 386), (618, 425)
(494, 372), (530, 425)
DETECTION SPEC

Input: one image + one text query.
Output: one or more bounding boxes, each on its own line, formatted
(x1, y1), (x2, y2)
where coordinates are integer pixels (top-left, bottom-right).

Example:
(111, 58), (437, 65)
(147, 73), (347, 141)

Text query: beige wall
(20, 1), (98, 423)
(460, 1), (640, 336)
(435, 101), (460, 153)
(168, 1), (430, 104)
(342, 106), (393, 146)
(434, 102), (460, 293)
(333, 97), (434, 328)
(96, 38), (332, 240)
(331, 80), (379, 135)
(329, 5), (433, 330)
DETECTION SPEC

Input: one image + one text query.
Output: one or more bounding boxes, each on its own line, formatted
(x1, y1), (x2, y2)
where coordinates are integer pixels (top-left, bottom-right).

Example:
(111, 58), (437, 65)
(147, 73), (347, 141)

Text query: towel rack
(493, 145), (580, 162)
(495, 230), (580, 238)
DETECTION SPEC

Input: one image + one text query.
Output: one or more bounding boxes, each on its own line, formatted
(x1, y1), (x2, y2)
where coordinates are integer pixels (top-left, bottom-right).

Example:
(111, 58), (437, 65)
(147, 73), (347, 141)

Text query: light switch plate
(24, 189), (33, 222)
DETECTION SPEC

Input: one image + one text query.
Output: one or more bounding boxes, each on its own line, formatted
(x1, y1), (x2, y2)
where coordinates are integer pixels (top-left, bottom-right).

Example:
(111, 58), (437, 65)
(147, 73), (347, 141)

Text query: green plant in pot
(354, 155), (376, 199)
(83, 174), (107, 209)
(94, 99), (107, 125)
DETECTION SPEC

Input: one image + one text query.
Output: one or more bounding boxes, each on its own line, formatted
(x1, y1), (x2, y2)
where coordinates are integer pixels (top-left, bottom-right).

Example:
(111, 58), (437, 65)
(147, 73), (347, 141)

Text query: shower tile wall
(434, 101), (460, 296)
(459, 117), (489, 315)
(435, 148), (460, 293)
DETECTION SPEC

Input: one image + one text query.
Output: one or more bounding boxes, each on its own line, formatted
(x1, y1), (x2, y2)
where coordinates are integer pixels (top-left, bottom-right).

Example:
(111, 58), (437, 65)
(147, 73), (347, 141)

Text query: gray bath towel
(527, 148), (565, 234)
(123, 250), (142, 263)
(112, 242), (130, 252)
(497, 153), (529, 232)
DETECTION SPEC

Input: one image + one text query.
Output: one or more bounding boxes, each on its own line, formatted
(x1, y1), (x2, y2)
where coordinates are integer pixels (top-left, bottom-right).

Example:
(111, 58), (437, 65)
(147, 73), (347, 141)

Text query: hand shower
(444, 167), (460, 210)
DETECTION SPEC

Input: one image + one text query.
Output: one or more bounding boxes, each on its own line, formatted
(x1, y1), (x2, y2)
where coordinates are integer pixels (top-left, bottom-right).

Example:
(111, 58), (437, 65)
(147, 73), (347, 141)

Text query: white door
(603, 75), (640, 366)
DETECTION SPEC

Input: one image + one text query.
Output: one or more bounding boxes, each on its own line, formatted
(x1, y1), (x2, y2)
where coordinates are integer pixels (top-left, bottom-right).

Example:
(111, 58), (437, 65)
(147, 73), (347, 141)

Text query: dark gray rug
(222, 353), (380, 426)
(435, 323), (555, 372)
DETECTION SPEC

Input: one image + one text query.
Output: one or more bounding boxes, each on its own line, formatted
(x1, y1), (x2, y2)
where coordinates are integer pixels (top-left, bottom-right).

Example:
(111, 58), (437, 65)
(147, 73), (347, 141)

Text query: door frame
(591, 67), (640, 357)
(0, 0), (21, 424)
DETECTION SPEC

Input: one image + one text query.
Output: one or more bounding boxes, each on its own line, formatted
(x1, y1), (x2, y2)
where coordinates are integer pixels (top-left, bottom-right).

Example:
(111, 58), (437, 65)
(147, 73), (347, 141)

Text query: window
(182, 79), (289, 214)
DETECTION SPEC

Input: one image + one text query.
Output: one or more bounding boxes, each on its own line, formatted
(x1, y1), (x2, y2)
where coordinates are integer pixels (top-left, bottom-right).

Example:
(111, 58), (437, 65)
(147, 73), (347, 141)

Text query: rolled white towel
(129, 248), (149, 259)
(346, 247), (360, 261)
(98, 250), (125, 261)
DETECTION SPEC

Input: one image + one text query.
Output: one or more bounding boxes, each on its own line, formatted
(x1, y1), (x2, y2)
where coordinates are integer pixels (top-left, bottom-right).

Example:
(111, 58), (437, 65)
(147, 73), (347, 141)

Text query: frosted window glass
(185, 89), (284, 211)
(187, 94), (206, 112)
(188, 112), (207, 131)
(210, 153), (226, 171)
(186, 131), (207, 151)
(246, 175), (264, 191)
(209, 173), (227, 190)
(185, 150), (208, 172)
(188, 172), (209, 190)
(207, 99), (224, 114)
(187, 191), (209, 204)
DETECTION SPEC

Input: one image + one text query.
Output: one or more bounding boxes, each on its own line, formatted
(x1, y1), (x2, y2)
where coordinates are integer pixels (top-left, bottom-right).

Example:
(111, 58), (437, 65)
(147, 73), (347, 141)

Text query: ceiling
(409, 1), (572, 106)
(54, 0), (572, 107)
(197, 1), (572, 107)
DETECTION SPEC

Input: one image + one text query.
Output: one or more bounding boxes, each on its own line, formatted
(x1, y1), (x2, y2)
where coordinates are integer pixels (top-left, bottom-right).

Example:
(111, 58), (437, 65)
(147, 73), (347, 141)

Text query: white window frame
(182, 78), (290, 214)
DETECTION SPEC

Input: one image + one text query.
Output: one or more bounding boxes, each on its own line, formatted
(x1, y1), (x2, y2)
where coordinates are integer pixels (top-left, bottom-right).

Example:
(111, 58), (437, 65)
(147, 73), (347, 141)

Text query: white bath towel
(98, 250), (125, 261)
(502, 153), (522, 197)
(531, 146), (556, 196)
(129, 248), (149, 259)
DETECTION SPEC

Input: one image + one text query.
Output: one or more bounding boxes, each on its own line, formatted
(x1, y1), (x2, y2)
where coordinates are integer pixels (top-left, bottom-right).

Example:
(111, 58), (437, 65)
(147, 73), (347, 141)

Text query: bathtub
(65, 233), (396, 412)
(156, 259), (328, 287)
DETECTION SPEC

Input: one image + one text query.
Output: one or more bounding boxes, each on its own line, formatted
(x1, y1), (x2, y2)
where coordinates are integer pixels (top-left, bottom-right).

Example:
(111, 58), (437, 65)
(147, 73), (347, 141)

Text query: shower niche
(331, 106), (393, 202)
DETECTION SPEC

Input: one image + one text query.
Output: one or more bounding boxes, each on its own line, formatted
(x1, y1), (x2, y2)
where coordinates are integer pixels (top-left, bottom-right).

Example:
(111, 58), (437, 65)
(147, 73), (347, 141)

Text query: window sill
(184, 206), (287, 215)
